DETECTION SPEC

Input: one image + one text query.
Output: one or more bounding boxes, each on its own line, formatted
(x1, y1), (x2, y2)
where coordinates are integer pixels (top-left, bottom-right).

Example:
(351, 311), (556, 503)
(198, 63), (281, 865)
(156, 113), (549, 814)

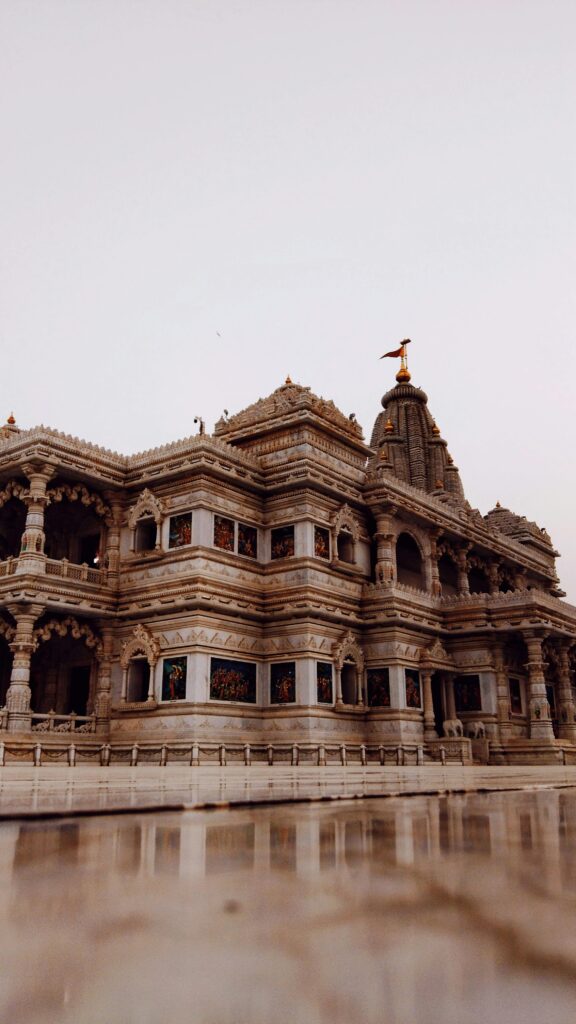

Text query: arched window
(468, 566), (490, 594)
(438, 552), (459, 596)
(396, 533), (425, 590)
(337, 530), (355, 564)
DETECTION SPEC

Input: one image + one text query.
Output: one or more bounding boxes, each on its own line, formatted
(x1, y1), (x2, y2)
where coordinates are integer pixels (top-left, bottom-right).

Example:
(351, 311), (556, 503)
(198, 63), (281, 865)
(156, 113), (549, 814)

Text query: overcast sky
(1, 1), (575, 598)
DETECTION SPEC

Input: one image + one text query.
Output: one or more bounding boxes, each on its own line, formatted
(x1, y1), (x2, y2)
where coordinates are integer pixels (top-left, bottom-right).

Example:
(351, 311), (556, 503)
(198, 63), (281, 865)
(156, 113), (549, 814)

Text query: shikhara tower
(0, 352), (574, 765)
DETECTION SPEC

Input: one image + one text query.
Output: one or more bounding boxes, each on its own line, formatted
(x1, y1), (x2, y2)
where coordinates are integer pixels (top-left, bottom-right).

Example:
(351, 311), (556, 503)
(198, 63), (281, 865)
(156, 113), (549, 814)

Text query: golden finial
(6, 413), (15, 425)
(384, 418), (394, 435)
(380, 338), (412, 382)
(396, 339), (411, 383)
(431, 421), (440, 436)
(285, 375), (292, 385)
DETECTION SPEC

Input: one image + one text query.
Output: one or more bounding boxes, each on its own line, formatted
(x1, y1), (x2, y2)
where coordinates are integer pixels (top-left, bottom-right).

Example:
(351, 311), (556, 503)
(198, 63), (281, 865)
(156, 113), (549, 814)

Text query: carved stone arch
(120, 623), (161, 669)
(332, 504), (360, 565)
(128, 488), (166, 530)
(419, 638), (453, 672)
(0, 480), (28, 509)
(333, 630), (364, 672)
(46, 484), (113, 524)
(33, 616), (103, 660)
(331, 504), (360, 543)
(437, 538), (458, 562)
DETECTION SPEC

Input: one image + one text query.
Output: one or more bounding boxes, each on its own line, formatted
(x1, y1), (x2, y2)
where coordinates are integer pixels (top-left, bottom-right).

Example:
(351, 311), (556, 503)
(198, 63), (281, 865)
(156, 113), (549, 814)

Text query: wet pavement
(1, 774), (576, 1022)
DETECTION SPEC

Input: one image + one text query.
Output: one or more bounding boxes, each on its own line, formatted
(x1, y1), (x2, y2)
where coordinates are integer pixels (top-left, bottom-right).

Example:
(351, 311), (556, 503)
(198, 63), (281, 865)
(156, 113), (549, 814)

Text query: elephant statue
(466, 720), (486, 739)
(443, 718), (464, 738)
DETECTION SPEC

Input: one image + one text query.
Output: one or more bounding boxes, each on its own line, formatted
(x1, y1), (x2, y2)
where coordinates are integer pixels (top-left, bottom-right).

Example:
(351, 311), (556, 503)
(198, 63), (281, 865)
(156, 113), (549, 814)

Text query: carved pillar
(557, 644), (576, 742)
(444, 672), (456, 720)
(335, 666), (343, 705)
(456, 546), (470, 596)
(374, 512), (396, 584)
(356, 665), (364, 707)
(488, 562), (500, 596)
(429, 536), (442, 597)
(102, 493), (122, 584)
(493, 642), (513, 743)
(147, 659), (156, 701)
(421, 667), (437, 740)
(94, 624), (114, 733)
(154, 521), (162, 551)
(523, 633), (554, 742)
(5, 604), (44, 732)
(15, 466), (54, 575)
(121, 667), (129, 703)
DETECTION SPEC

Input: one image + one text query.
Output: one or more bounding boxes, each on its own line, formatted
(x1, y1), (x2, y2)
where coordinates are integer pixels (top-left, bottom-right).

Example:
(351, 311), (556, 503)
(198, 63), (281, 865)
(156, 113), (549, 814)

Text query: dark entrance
(546, 685), (559, 739)
(69, 665), (91, 716)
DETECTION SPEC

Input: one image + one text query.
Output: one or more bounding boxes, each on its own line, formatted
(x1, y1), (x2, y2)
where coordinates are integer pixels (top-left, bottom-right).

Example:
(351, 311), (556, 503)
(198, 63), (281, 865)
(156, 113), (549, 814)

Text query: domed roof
(370, 380), (466, 503)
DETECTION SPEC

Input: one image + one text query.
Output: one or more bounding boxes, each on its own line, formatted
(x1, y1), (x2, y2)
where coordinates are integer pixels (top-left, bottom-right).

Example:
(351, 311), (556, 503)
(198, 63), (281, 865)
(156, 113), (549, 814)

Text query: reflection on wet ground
(3, 763), (576, 817)
(2, 788), (576, 1023)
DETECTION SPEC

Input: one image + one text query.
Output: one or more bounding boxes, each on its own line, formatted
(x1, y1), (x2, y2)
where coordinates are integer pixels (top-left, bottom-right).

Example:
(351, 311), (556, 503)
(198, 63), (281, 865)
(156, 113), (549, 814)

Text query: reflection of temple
(7, 792), (576, 890)
(0, 353), (575, 764)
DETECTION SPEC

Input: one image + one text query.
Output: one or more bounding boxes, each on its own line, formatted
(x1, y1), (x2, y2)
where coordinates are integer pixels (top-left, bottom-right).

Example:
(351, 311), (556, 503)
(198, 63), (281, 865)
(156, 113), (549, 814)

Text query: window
(161, 657), (187, 701)
(405, 669), (421, 708)
(135, 518), (156, 553)
(127, 659), (150, 702)
(214, 515), (235, 551)
(169, 513), (192, 549)
(210, 658), (256, 703)
(396, 533), (424, 589)
(271, 525), (295, 560)
(316, 662), (333, 704)
(336, 530), (354, 563)
(367, 668), (390, 708)
(270, 662), (296, 704)
(314, 526), (330, 560)
(509, 678), (523, 714)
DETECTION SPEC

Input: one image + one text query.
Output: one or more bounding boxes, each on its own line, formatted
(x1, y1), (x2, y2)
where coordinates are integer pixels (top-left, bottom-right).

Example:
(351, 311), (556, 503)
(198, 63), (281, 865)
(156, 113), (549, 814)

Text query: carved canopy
(333, 630), (364, 672)
(120, 624), (161, 669)
(127, 488), (166, 530)
(33, 616), (103, 659)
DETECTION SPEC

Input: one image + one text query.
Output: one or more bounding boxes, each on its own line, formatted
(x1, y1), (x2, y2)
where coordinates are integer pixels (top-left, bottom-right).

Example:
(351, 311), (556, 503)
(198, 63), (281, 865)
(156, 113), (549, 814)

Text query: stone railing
(45, 558), (105, 586)
(30, 711), (97, 734)
(0, 557), (17, 578)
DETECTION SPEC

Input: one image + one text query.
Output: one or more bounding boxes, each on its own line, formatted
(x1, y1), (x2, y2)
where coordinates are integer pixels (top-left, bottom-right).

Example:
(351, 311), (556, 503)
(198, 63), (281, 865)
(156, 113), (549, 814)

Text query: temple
(0, 353), (575, 766)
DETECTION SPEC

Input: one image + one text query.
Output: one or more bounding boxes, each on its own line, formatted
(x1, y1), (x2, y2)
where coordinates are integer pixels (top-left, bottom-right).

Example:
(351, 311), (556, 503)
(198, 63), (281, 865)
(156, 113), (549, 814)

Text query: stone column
(421, 667), (437, 740)
(94, 624), (114, 734)
(374, 514), (395, 584)
(120, 667), (129, 703)
(444, 673), (456, 720)
(147, 660), (156, 701)
(523, 633), (555, 742)
(335, 666), (343, 705)
(493, 643), (513, 743)
(5, 603), (44, 732)
(15, 465), (54, 575)
(356, 665), (364, 707)
(557, 644), (576, 743)
(154, 520), (162, 551)
(428, 537), (442, 597)
(102, 493), (122, 585)
(488, 562), (500, 596)
(456, 547), (470, 596)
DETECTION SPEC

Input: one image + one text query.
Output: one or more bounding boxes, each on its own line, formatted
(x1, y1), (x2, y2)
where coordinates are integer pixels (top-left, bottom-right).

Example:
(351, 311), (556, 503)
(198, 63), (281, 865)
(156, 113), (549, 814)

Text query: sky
(1, 1), (575, 598)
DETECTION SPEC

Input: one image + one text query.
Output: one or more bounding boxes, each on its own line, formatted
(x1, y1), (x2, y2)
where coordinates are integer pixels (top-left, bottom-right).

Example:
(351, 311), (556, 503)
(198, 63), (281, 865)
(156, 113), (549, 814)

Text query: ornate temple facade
(0, 358), (575, 765)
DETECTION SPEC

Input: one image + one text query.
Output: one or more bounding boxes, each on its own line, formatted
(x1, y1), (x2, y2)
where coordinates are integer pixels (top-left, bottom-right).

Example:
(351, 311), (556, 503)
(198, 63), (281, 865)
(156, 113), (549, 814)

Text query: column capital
(21, 463), (56, 487)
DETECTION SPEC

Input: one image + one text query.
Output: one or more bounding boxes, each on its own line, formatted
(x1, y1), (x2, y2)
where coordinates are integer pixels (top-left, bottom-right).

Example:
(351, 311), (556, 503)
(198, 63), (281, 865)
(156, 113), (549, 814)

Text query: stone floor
(2, 769), (576, 1022)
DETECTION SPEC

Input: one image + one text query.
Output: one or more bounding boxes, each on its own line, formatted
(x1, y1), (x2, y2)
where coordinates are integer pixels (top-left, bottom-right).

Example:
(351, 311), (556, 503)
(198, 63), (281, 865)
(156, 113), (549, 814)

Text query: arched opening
(341, 661), (357, 704)
(134, 517), (157, 554)
(127, 658), (151, 703)
(44, 497), (105, 566)
(438, 553), (459, 596)
(337, 530), (355, 564)
(396, 533), (425, 589)
(468, 566), (491, 594)
(0, 496), (26, 560)
(30, 631), (98, 715)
